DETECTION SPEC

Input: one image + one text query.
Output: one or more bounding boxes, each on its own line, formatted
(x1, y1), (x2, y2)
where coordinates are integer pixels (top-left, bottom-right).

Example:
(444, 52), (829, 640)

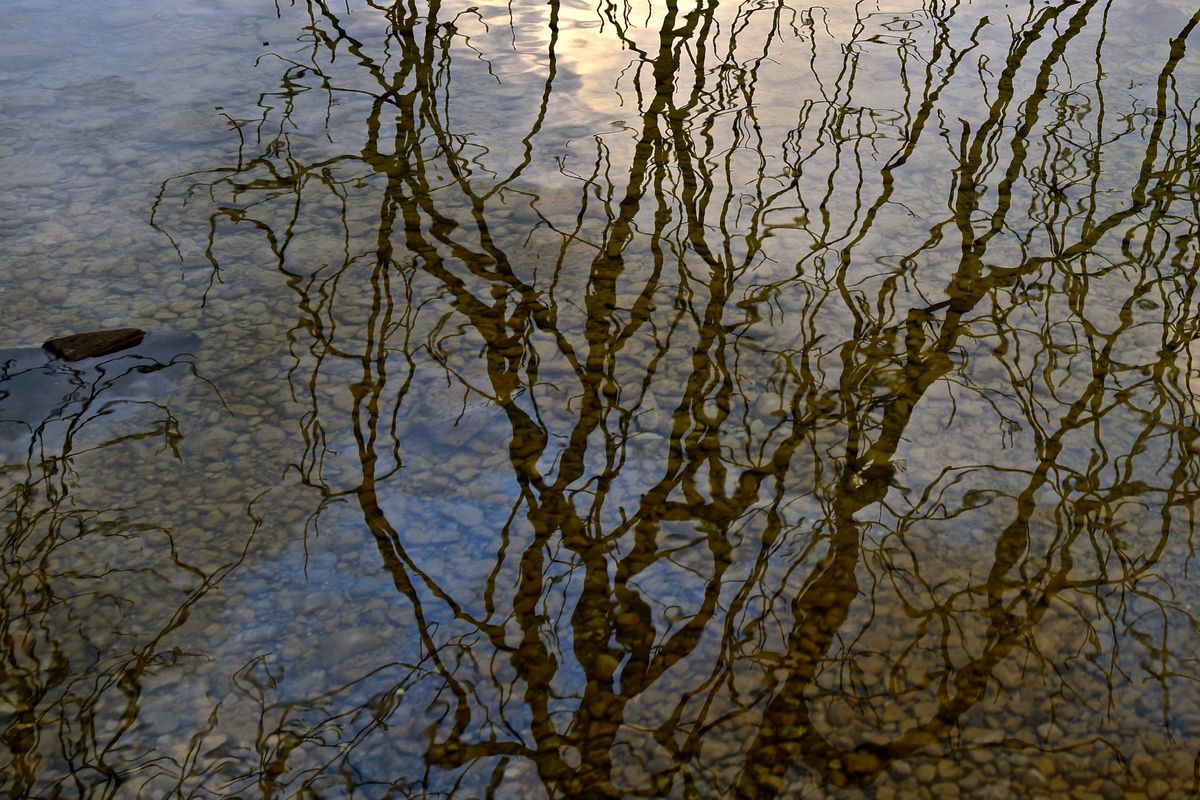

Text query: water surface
(4, 0), (1200, 797)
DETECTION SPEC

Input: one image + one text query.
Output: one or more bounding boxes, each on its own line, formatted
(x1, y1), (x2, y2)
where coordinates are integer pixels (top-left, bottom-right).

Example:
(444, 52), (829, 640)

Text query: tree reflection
(0, 345), (264, 798)
(148, 0), (1200, 796)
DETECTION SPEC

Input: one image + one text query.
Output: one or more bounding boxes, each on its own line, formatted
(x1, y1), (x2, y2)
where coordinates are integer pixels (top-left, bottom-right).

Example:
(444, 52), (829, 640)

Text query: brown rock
(842, 751), (881, 774)
(43, 328), (145, 361)
(1146, 778), (1171, 800)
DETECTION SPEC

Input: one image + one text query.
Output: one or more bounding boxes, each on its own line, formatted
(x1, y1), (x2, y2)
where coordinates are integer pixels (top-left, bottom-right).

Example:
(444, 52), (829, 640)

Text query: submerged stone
(43, 327), (146, 361)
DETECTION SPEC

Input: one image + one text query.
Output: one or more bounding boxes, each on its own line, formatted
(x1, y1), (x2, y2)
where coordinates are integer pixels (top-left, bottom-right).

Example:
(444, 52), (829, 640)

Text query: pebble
(1037, 721), (1065, 741)
(842, 751), (880, 773)
(1099, 780), (1124, 800)
(450, 502), (485, 528)
(1146, 778), (1171, 800)
(827, 702), (856, 728)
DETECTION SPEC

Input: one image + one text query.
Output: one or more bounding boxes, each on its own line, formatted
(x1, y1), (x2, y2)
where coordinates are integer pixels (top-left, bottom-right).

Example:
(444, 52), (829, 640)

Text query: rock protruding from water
(43, 328), (146, 362)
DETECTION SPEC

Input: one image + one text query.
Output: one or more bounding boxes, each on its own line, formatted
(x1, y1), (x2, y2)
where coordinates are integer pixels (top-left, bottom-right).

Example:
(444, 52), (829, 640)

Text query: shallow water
(4, 0), (1200, 797)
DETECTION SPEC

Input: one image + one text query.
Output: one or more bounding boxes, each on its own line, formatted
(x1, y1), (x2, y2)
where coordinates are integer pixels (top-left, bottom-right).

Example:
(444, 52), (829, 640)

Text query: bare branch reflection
(76, 0), (1200, 796)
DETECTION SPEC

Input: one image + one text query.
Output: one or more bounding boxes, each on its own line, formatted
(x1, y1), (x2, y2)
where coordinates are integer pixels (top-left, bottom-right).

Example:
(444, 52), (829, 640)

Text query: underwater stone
(44, 327), (146, 361)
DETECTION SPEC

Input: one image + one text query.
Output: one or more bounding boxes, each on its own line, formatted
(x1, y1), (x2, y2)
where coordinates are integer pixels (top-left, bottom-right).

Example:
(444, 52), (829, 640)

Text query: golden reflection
(24, 0), (1200, 796)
